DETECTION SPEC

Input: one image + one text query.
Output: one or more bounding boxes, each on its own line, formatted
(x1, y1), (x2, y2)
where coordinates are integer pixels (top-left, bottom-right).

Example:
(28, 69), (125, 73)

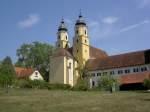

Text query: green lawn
(0, 89), (150, 112)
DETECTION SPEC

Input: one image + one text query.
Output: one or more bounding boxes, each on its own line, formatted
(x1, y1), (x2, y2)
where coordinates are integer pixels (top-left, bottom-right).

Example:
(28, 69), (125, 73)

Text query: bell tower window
(76, 30), (78, 34)
(77, 39), (78, 43)
(58, 35), (60, 39)
(65, 44), (68, 48)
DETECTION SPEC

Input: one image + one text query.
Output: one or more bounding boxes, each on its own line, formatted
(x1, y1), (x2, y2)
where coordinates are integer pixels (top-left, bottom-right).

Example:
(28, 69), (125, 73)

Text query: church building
(49, 14), (150, 88)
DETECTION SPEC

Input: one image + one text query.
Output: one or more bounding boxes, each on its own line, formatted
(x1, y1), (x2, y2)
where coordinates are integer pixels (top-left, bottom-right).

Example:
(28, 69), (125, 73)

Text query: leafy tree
(77, 61), (90, 80)
(0, 61), (2, 69)
(73, 78), (89, 91)
(143, 79), (150, 90)
(98, 74), (119, 92)
(74, 62), (90, 90)
(0, 56), (16, 93)
(15, 42), (55, 81)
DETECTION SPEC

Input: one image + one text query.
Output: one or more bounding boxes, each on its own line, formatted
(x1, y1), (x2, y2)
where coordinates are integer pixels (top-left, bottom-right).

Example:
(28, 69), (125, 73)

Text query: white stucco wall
(66, 57), (74, 86)
(89, 64), (150, 87)
(29, 70), (43, 80)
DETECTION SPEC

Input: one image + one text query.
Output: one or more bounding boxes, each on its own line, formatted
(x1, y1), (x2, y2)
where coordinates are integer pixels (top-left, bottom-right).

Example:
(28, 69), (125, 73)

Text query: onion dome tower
(56, 18), (69, 49)
(73, 13), (90, 66)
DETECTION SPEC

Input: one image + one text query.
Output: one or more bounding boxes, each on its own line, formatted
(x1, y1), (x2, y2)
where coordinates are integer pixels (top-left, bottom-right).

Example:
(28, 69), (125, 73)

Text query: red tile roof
(120, 71), (150, 84)
(89, 46), (108, 59)
(87, 50), (147, 71)
(51, 48), (73, 58)
(15, 67), (34, 79)
(52, 45), (108, 59)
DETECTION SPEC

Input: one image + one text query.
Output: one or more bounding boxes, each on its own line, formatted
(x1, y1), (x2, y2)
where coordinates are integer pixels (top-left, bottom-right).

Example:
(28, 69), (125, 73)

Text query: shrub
(28, 80), (48, 89)
(72, 79), (89, 91)
(0, 56), (16, 90)
(98, 74), (120, 92)
(143, 79), (150, 89)
(47, 83), (71, 90)
(13, 79), (48, 89)
(13, 79), (32, 88)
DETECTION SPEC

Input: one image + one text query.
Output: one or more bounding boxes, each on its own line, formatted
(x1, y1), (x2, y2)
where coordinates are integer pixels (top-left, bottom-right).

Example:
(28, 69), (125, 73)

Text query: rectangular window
(125, 69), (130, 73)
(92, 81), (95, 86)
(97, 73), (101, 76)
(141, 67), (147, 72)
(91, 73), (95, 77)
(110, 71), (114, 75)
(118, 70), (123, 74)
(133, 68), (138, 72)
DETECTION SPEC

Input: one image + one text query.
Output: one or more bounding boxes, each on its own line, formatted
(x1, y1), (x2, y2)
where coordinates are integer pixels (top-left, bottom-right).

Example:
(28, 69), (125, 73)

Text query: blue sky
(0, 0), (150, 63)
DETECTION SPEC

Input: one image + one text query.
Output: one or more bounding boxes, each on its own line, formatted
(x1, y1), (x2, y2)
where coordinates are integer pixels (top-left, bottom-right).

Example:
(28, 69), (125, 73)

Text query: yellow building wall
(73, 60), (79, 86)
(49, 56), (77, 86)
(73, 35), (89, 66)
(56, 31), (68, 48)
(75, 26), (88, 37)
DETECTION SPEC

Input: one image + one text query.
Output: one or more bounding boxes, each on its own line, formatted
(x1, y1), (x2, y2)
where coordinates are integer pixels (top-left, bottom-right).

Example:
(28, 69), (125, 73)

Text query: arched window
(85, 30), (86, 35)
(77, 49), (78, 53)
(77, 39), (78, 43)
(85, 39), (86, 43)
(76, 30), (78, 34)
(66, 35), (67, 40)
(65, 44), (68, 48)
(58, 35), (60, 39)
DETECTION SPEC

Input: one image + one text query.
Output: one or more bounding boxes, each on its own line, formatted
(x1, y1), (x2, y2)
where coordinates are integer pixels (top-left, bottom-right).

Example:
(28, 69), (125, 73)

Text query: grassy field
(0, 89), (150, 112)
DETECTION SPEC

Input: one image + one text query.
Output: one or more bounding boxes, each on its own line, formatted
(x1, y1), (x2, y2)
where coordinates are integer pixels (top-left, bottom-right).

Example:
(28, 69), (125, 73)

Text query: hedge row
(13, 79), (72, 90)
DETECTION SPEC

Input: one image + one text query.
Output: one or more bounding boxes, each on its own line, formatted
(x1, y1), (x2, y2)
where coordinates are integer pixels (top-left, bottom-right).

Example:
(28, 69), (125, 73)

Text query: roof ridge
(109, 49), (149, 57)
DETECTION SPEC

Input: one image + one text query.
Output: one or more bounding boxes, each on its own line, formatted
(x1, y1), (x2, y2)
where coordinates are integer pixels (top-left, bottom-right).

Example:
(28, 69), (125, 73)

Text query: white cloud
(88, 18), (149, 42)
(88, 20), (117, 40)
(18, 14), (40, 28)
(120, 20), (149, 32)
(102, 16), (119, 24)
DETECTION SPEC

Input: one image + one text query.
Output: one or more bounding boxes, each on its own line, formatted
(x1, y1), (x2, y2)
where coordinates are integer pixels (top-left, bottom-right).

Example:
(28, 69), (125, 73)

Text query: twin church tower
(56, 14), (90, 65)
(50, 14), (90, 86)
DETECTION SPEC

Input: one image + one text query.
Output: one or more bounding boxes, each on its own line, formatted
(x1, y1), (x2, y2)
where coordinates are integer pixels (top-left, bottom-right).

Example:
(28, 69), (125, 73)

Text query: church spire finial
(61, 16), (64, 23)
(58, 17), (67, 31)
(79, 9), (82, 18)
(75, 9), (86, 26)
